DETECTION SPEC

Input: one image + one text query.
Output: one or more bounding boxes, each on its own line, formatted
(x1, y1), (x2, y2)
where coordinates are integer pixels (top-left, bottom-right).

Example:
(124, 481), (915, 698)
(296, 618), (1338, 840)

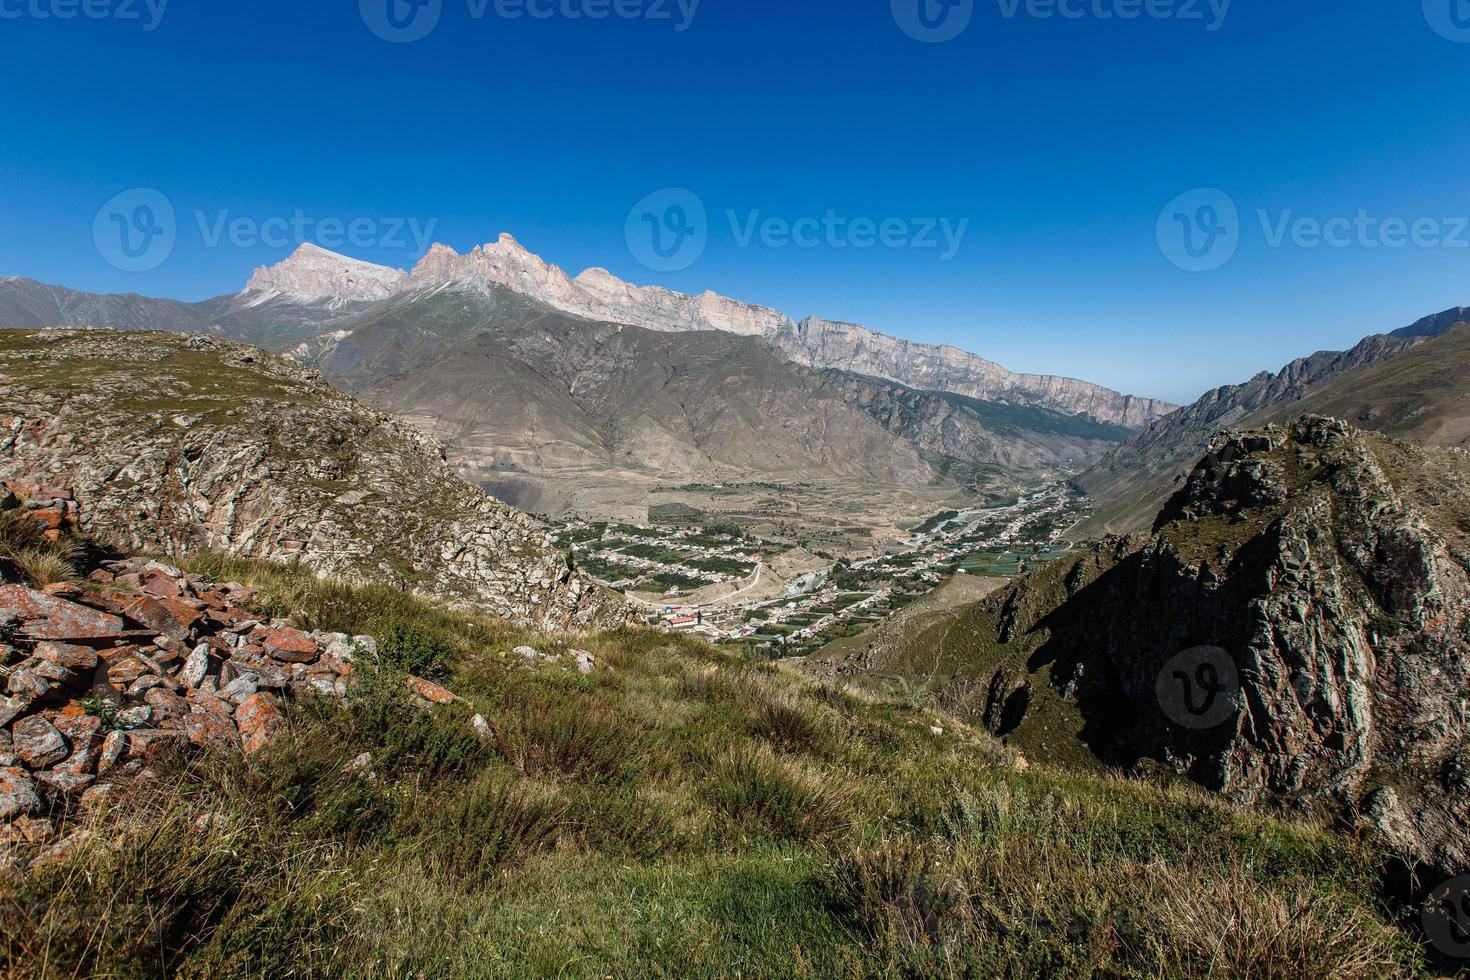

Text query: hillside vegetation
(0, 551), (1432, 978)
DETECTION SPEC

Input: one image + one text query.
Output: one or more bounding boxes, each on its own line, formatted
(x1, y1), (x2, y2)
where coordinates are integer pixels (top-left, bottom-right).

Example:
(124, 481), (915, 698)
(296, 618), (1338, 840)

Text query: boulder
(12, 716), (69, 768)
(235, 693), (285, 756)
(0, 768), (42, 820)
(0, 586), (125, 642)
(256, 628), (318, 664)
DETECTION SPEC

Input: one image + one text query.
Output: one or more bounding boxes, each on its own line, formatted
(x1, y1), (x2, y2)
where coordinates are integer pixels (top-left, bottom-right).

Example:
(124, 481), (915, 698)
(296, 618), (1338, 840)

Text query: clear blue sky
(3, 0), (1468, 404)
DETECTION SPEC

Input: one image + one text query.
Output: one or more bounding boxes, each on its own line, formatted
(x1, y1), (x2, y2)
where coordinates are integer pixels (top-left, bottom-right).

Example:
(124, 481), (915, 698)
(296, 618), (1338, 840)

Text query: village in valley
(547, 483), (1086, 657)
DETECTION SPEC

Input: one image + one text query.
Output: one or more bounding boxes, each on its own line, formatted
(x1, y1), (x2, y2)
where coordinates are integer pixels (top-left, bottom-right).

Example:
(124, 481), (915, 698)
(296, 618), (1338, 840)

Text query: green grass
(0, 557), (1430, 978)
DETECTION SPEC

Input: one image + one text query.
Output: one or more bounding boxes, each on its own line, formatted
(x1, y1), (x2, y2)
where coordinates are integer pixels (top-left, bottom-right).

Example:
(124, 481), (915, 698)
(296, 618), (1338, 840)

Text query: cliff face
(775, 318), (1172, 430)
(983, 418), (1470, 874)
(818, 370), (1130, 479)
(0, 330), (625, 633)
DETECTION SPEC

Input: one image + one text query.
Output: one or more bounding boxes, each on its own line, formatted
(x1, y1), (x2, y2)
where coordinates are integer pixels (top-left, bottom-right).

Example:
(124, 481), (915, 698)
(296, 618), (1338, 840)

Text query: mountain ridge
(1074, 306), (1470, 535)
(0, 235), (1173, 430)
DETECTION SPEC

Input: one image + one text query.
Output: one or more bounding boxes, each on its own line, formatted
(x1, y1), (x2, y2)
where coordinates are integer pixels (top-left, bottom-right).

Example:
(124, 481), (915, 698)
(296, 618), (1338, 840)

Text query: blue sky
(2, 0), (1468, 404)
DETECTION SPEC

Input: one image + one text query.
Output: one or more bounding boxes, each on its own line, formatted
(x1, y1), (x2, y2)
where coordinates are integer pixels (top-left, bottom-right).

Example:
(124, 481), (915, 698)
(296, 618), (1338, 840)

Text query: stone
(13, 715), (69, 768)
(235, 693), (285, 755)
(118, 595), (202, 642)
(0, 767), (41, 820)
(96, 730), (127, 774)
(219, 674), (258, 704)
(0, 695), (24, 728)
(37, 769), (95, 795)
(183, 709), (239, 749)
(471, 714), (492, 739)
(52, 712), (102, 756)
(573, 650), (596, 675)
(256, 628), (319, 663)
(404, 675), (460, 705)
(102, 651), (151, 688)
(143, 687), (189, 722)
(126, 675), (166, 697)
(142, 574), (183, 599)
(125, 729), (189, 762)
(3, 814), (55, 844)
(116, 705), (152, 729)
(178, 644), (216, 688)
(5, 668), (51, 700)
(0, 586), (125, 641)
(32, 642), (99, 672)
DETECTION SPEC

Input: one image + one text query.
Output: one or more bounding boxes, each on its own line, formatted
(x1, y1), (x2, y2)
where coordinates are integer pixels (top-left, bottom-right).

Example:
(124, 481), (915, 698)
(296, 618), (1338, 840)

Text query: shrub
(0, 508), (81, 585)
(415, 773), (566, 887)
(704, 746), (854, 843)
(495, 696), (652, 786)
(751, 693), (832, 756)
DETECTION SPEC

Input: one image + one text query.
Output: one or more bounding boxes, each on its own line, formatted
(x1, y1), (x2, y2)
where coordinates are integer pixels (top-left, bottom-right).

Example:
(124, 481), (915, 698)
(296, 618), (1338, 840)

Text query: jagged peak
(247, 243), (407, 304)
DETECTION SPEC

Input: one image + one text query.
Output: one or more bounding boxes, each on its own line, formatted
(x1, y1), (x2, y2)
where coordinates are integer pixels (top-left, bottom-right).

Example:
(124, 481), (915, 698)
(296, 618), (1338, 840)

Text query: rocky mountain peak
(246, 243), (407, 306)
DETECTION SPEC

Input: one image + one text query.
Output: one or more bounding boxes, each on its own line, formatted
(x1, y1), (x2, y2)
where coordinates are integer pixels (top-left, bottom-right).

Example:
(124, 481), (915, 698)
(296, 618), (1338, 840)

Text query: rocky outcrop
(0, 552), (475, 866)
(0, 330), (626, 632)
(974, 418), (1470, 877)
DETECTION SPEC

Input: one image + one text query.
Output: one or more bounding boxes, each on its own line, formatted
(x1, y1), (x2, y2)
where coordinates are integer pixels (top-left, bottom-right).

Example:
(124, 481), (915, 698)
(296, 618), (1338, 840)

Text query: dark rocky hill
(824, 417), (1470, 879)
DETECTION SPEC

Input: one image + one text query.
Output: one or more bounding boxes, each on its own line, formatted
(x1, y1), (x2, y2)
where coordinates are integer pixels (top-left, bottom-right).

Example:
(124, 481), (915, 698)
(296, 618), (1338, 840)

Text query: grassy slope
(2, 557), (1428, 978)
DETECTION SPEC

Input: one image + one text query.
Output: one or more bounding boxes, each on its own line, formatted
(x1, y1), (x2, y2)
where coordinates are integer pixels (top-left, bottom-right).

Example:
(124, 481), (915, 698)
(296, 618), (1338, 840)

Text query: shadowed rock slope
(0, 329), (624, 632)
(827, 417), (1470, 878)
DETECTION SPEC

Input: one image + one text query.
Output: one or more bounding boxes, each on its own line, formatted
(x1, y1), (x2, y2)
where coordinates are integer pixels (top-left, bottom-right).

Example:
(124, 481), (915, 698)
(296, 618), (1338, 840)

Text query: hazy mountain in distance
(1074, 306), (1470, 536)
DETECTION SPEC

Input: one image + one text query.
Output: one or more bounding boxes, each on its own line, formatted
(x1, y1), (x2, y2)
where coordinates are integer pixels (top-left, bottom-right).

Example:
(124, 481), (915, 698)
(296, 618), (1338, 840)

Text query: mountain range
(0, 238), (1174, 534)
